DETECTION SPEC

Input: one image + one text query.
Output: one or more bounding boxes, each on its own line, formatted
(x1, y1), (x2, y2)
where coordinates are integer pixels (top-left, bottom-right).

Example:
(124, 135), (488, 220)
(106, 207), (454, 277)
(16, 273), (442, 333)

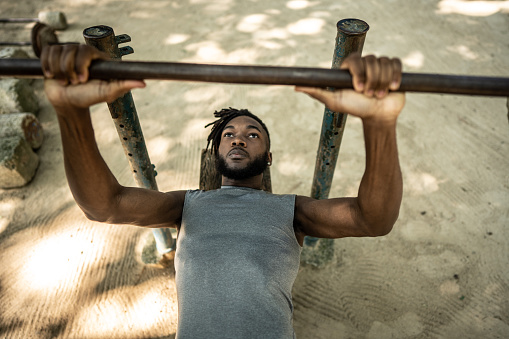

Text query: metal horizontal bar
(1, 58), (508, 97)
(0, 18), (37, 23)
(0, 42), (32, 46)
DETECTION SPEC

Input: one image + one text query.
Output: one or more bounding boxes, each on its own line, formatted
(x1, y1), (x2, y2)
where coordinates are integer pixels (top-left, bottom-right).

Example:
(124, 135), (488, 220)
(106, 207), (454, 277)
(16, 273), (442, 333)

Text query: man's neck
(221, 174), (263, 190)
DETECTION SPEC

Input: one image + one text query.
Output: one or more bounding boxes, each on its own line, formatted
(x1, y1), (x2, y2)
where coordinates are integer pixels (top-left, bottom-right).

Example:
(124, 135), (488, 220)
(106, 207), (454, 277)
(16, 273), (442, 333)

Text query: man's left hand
(296, 53), (405, 124)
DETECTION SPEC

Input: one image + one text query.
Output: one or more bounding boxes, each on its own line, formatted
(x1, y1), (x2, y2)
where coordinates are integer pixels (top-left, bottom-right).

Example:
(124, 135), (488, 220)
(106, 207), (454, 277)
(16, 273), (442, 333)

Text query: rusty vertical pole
(302, 19), (369, 266)
(83, 25), (175, 255)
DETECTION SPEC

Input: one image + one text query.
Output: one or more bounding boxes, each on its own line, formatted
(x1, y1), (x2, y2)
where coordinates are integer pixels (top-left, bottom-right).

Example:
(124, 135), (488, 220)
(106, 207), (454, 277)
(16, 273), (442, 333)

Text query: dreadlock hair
(205, 107), (271, 155)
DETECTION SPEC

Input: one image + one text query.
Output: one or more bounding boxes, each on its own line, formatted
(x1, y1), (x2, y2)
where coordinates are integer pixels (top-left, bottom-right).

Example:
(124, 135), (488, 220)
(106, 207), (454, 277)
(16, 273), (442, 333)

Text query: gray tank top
(174, 186), (301, 339)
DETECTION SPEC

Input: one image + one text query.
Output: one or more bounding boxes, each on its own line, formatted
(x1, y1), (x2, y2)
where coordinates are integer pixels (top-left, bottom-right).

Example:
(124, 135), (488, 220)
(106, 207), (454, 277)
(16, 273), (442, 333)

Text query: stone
(0, 47), (30, 59)
(0, 113), (44, 149)
(38, 11), (68, 30)
(0, 79), (39, 115)
(0, 136), (39, 188)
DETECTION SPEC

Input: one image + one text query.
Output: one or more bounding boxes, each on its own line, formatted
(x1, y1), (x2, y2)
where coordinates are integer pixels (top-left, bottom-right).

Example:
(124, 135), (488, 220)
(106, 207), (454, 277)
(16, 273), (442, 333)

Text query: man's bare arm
(57, 105), (185, 227)
(294, 53), (404, 240)
(294, 120), (401, 239)
(43, 44), (185, 228)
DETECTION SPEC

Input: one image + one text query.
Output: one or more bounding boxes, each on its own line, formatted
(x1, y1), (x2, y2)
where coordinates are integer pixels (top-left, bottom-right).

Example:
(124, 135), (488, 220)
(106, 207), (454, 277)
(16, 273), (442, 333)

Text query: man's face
(216, 116), (272, 180)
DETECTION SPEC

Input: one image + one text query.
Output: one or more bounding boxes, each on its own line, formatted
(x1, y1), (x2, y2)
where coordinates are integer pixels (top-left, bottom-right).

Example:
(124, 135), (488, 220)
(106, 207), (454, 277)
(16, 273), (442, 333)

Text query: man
(42, 44), (404, 338)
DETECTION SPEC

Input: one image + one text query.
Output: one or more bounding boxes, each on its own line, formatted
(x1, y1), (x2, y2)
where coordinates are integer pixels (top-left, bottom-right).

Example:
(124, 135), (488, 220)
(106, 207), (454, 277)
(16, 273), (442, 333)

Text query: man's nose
(231, 136), (247, 147)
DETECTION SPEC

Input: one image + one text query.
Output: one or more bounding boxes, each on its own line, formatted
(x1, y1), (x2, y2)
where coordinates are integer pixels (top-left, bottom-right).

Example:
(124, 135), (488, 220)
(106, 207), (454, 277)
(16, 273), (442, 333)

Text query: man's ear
(267, 152), (273, 166)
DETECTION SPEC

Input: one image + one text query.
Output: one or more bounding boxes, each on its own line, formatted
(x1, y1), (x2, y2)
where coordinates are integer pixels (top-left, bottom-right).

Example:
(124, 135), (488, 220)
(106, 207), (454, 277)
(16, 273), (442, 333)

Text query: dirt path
(1, 1), (508, 338)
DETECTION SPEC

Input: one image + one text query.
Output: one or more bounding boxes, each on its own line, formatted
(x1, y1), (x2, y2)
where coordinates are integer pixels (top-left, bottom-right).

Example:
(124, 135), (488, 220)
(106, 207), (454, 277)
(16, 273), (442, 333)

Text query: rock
(0, 79), (39, 115)
(0, 136), (39, 188)
(0, 113), (44, 149)
(0, 47), (30, 59)
(38, 11), (68, 30)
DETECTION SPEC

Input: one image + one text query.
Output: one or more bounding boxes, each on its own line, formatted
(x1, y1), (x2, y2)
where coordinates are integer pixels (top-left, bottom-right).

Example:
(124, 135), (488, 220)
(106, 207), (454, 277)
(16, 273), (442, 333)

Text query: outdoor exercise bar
(1, 58), (508, 97)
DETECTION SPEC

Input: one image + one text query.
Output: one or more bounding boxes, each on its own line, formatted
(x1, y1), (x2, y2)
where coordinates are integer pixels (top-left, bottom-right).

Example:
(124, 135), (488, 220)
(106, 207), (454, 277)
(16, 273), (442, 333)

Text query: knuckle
(364, 55), (377, 66)
(379, 57), (390, 65)
(391, 58), (402, 70)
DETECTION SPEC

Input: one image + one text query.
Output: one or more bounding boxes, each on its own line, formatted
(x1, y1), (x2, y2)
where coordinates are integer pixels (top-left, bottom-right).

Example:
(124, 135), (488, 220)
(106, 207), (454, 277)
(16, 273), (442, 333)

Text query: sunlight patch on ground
(90, 106), (122, 144)
(286, 18), (325, 35)
(368, 312), (424, 338)
(271, 52), (299, 66)
(183, 86), (229, 103)
(131, 290), (170, 329)
(75, 284), (177, 338)
(0, 216), (8, 234)
(236, 14), (269, 33)
(185, 41), (226, 62)
(191, 0), (233, 12)
(286, 0), (316, 9)
(252, 28), (291, 50)
(182, 86), (232, 109)
(265, 9), (281, 15)
(406, 171), (442, 195)
(19, 229), (102, 292)
(146, 136), (175, 161)
(180, 118), (211, 142)
(225, 48), (263, 64)
(307, 10), (331, 19)
(447, 45), (478, 60)
(66, 0), (96, 6)
(254, 28), (290, 41)
(256, 40), (284, 50)
(189, 0), (232, 5)
(440, 280), (461, 295)
(277, 154), (307, 176)
(402, 51), (425, 69)
(129, 11), (152, 19)
(399, 220), (438, 242)
(412, 250), (466, 280)
(165, 34), (190, 45)
(0, 200), (17, 234)
(437, 0), (509, 16)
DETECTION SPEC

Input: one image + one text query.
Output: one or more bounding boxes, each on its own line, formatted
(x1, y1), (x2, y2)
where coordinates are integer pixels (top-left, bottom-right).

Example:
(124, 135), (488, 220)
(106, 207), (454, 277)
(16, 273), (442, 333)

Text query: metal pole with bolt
(83, 25), (175, 257)
(301, 18), (369, 267)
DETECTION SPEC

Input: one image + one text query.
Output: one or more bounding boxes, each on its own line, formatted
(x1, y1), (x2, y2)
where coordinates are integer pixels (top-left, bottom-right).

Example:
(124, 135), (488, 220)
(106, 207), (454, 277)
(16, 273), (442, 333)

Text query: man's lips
(228, 148), (248, 159)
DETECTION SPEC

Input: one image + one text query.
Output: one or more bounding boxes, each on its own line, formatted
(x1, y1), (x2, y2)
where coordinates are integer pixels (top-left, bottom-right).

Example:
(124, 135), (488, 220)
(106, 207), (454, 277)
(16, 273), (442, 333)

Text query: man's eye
(249, 133), (259, 138)
(224, 132), (233, 137)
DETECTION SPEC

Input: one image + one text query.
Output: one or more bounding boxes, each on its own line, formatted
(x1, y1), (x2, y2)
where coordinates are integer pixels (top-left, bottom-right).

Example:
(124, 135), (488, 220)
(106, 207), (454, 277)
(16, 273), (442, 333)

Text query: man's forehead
(223, 116), (264, 131)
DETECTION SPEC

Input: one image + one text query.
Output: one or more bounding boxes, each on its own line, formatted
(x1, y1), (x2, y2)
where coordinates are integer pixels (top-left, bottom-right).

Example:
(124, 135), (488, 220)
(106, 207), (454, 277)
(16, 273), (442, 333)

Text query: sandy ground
(1, 0), (508, 338)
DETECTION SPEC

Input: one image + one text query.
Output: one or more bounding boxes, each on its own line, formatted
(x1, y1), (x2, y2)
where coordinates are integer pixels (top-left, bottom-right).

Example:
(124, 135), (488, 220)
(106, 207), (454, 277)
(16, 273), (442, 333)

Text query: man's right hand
(41, 44), (146, 112)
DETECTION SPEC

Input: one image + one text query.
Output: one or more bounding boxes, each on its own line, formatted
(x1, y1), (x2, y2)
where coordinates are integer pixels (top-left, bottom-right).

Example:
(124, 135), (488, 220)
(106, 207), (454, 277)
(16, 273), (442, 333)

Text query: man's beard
(216, 151), (268, 181)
